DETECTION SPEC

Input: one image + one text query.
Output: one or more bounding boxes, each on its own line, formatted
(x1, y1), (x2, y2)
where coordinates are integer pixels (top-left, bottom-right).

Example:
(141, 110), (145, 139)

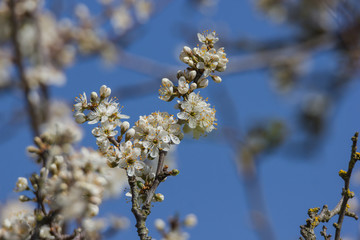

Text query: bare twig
(300, 132), (359, 240)
(334, 132), (359, 239)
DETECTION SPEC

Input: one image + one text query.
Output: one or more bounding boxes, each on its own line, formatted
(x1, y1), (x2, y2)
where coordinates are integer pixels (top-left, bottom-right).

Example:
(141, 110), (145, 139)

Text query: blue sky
(1, 0), (360, 239)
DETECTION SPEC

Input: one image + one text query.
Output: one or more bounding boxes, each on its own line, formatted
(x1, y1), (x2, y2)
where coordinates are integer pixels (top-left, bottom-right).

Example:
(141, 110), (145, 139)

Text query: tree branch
(334, 132), (359, 239)
(8, 0), (40, 137)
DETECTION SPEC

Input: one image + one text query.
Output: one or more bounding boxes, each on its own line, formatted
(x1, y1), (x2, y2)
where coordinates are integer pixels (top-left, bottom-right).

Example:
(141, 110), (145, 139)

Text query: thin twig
(143, 151), (167, 208)
(334, 132), (359, 239)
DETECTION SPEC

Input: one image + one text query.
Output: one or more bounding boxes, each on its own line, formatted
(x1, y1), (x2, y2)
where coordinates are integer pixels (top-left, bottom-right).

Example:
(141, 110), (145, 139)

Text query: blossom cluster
(1, 31), (227, 240)
(0, 102), (128, 240)
(159, 30), (228, 138)
(73, 86), (182, 179)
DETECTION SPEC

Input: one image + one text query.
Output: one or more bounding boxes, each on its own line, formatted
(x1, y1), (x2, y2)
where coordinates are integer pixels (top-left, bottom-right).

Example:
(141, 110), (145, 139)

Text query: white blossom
(177, 92), (216, 137)
(197, 30), (219, 46)
(15, 177), (28, 192)
(117, 141), (144, 176)
(178, 76), (189, 95)
(159, 78), (174, 101)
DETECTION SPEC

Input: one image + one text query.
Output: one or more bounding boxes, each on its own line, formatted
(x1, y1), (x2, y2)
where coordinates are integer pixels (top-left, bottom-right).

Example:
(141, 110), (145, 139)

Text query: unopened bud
(188, 59), (194, 67)
(121, 121), (130, 134)
(125, 128), (135, 141)
(189, 70), (197, 81)
(184, 214), (197, 228)
(211, 75), (222, 83)
(183, 46), (192, 55)
(90, 92), (98, 103)
(40, 167), (49, 178)
(27, 146), (40, 154)
(74, 112), (86, 124)
(170, 169), (180, 176)
(154, 193), (164, 202)
(217, 66), (226, 72)
(90, 196), (102, 205)
(30, 174), (39, 185)
(50, 163), (58, 174)
(136, 181), (144, 189)
(190, 83), (197, 91)
(197, 78), (208, 88)
(182, 56), (190, 64)
(87, 204), (99, 217)
(176, 70), (183, 79)
(34, 136), (44, 148)
(19, 195), (31, 202)
(154, 219), (166, 230)
(100, 85), (111, 98)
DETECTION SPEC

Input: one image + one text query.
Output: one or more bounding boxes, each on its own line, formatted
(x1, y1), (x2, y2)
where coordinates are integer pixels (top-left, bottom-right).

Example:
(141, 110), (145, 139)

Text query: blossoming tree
(0, 0), (360, 240)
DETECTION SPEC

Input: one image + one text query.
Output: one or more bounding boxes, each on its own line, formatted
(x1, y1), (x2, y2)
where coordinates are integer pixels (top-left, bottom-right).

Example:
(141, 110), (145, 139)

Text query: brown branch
(128, 175), (150, 240)
(8, 0), (40, 137)
(320, 226), (331, 240)
(128, 150), (168, 240)
(143, 151), (167, 209)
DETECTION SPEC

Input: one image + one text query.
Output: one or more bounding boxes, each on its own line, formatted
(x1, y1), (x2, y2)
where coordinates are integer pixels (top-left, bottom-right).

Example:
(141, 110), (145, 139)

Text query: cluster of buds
(180, 30), (228, 81)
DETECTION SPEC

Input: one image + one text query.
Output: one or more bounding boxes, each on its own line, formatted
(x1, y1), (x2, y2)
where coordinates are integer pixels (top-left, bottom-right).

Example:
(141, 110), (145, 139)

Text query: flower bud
(154, 219), (166, 230)
(40, 167), (49, 178)
(39, 226), (53, 239)
(100, 85), (111, 98)
(170, 169), (180, 176)
(125, 128), (135, 141)
(188, 59), (194, 67)
(184, 214), (197, 228)
(34, 136), (44, 148)
(136, 181), (145, 189)
(190, 83), (197, 91)
(74, 112), (86, 124)
(121, 121), (130, 134)
(189, 70), (197, 81)
(183, 46), (192, 55)
(27, 146), (40, 154)
(90, 196), (102, 205)
(90, 92), (98, 103)
(87, 204), (99, 217)
(50, 163), (58, 174)
(182, 56), (190, 63)
(211, 75), (222, 83)
(217, 66), (226, 72)
(197, 78), (208, 88)
(154, 193), (164, 202)
(15, 177), (28, 192)
(19, 195), (31, 202)
(176, 70), (183, 79)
